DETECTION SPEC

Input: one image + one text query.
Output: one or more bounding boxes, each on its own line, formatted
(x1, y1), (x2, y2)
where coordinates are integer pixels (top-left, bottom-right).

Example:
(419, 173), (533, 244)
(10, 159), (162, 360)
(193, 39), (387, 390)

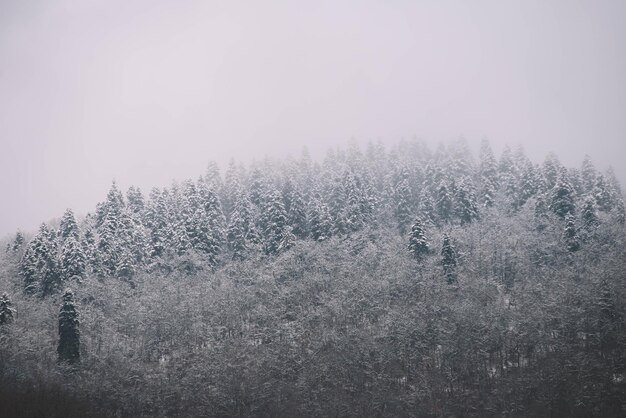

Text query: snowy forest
(0, 138), (625, 417)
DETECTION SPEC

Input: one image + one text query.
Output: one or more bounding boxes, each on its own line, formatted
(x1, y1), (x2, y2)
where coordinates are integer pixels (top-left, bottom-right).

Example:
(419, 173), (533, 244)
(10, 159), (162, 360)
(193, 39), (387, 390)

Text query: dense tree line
(1, 139), (625, 417)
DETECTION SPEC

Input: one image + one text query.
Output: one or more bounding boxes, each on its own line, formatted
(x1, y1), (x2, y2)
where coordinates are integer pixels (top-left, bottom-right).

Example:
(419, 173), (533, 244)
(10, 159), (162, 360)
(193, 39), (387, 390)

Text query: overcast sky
(1, 0), (625, 237)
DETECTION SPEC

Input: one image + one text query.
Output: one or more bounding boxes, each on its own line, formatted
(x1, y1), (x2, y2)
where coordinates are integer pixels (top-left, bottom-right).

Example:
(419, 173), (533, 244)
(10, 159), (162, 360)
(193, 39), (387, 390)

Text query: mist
(1, 0), (626, 237)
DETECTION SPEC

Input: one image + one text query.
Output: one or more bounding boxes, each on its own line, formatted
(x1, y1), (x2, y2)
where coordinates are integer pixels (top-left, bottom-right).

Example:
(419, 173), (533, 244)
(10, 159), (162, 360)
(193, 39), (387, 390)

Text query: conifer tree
(564, 213), (581, 252)
(283, 181), (309, 239)
(436, 182), (453, 224)
(441, 234), (457, 284)
(309, 197), (332, 242)
(126, 186), (145, 214)
(580, 195), (599, 237)
(549, 171), (576, 218)
(58, 289), (80, 364)
(227, 189), (259, 260)
(454, 177), (479, 225)
(580, 155), (597, 193)
(263, 189), (291, 255)
(478, 139), (499, 207)
(60, 236), (86, 282)
(10, 231), (24, 252)
(0, 293), (16, 325)
(20, 224), (61, 296)
(59, 209), (79, 243)
(394, 178), (413, 235)
(417, 188), (437, 226)
(542, 153), (562, 192)
(408, 217), (429, 261)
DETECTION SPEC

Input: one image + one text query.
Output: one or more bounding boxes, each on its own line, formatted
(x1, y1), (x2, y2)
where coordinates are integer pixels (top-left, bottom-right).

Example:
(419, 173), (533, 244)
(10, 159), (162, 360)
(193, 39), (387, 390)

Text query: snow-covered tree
(0, 293), (16, 325)
(564, 213), (580, 252)
(60, 236), (86, 282)
(454, 177), (479, 225)
(441, 233), (457, 284)
(549, 171), (576, 218)
(408, 217), (429, 261)
(59, 209), (79, 243)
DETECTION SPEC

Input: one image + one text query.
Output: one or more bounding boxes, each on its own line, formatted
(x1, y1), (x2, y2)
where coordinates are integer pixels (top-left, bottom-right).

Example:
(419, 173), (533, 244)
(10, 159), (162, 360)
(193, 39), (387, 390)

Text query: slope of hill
(1, 139), (625, 417)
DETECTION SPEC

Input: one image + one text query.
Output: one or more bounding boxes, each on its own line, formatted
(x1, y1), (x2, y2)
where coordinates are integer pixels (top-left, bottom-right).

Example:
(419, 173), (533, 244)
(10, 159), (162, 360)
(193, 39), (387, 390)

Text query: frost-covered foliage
(1, 139), (625, 416)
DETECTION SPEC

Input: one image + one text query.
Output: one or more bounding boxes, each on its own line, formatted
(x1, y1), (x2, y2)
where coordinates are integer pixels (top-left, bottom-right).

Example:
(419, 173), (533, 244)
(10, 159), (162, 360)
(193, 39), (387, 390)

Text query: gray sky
(1, 0), (625, 237)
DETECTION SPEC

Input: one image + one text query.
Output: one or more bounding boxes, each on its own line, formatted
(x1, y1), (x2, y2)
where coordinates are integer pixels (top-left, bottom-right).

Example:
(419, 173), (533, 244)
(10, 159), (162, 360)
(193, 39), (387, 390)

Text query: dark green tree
(0, 293), (16, 325)
(58, 289), (80, 364)
(407, 217), (429, 261)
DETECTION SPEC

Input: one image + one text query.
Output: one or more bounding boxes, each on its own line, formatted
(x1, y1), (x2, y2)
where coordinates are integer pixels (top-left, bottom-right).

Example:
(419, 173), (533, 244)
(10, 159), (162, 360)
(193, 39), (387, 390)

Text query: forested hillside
(1, 139), (625, 417)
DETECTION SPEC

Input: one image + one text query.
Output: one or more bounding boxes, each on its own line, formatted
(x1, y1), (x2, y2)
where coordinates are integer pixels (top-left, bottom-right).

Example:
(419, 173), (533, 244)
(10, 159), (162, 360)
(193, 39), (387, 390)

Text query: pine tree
(436, 182), (453, 224)
(441, 234), (457, 284)
(58, 289), (80, 364)
(60, 236), (86, 282)
(59, 209), (79, 242)
(478, 139), (499, 207)
(19, 224), (61, 296)
(454, 177), (479, 225)
(227, 189), (259, 260)
(564, 213), (580, 252)
(283, 181), (309, 239)
(549, 171), (576, 218)
(11, 231), (25, 252)
(417, 188), (437, 226)
(394, 178), (413, 235)
(580, 195), (599, 237)
(408, 217), (429, 261)
(126, 186), (145, 214)
(0, 293), (16, 325)
(580, 155), (597, 193)
(309, 196), (332, 242)
(263, 189), (291, 255)
(542, 153), (562, 192)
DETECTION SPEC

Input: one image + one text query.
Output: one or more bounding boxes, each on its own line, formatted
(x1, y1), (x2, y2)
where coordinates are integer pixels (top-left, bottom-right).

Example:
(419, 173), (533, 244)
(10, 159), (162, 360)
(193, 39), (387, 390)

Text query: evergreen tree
(564, 213), (581, 252)
(549, 171), (576, 218)
(309, 196), (332, 242)
(542, 153), (562, 192)
(417, 188), (437, 226)
(441, 234), (458, 284)
(283, 181), (309, 239)
(58, 289), (80, 364)
(499, 146), (519, 204)
(580, 155), (597, 193)
(394, 178), (413, 235)
(407, 217), (429, 261)
(0, 293), (16, 325)
(60, 236), (86, 282)
(454, 177), (479, 225)
(19, 224), (61, 296)
(59, 209), (79, 242)
(227, 189), (259, 260)
(263, 189), (291, 255)
(10, 231), (25, 252)
(115, 249), (136, 285)
(126, 186), (145, 214)
(580, 195), (599, 237)
(478, 139), (499, 207)
(436, 182), (453, 224)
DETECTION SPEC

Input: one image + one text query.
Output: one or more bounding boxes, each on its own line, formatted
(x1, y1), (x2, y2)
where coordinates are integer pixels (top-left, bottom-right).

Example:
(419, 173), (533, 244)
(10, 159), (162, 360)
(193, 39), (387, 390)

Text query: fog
(1, 0), (625, 238)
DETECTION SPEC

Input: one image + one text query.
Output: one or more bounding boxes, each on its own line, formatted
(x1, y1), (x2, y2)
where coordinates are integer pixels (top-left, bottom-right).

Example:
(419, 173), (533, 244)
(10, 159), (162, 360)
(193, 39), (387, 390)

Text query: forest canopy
(1, 139), (625, 417)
